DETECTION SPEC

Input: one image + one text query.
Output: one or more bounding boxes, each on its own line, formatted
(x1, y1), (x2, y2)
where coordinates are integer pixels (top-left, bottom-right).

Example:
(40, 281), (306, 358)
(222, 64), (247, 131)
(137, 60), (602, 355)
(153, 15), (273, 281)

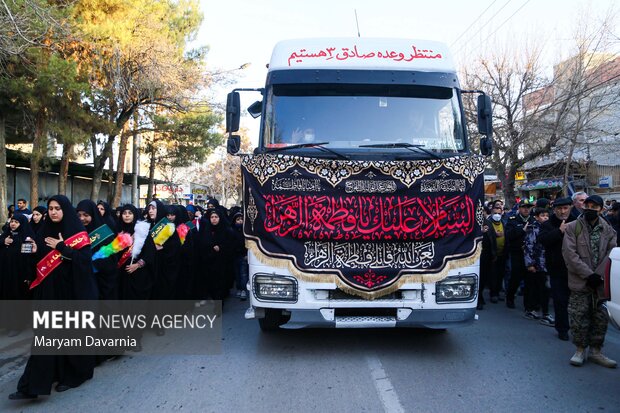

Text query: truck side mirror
(477, 94), (493, 137)
(227, 135), (241, 155)
(247, 100), (263, 119)
(226, 92), (241, 133)
(480, 137), (492, 156)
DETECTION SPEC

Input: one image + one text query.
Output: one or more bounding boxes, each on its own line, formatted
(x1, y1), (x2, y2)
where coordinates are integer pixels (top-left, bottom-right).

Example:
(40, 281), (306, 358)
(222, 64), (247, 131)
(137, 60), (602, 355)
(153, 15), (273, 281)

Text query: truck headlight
(435, 275), (477, 303)
(253, 274), (298, 302)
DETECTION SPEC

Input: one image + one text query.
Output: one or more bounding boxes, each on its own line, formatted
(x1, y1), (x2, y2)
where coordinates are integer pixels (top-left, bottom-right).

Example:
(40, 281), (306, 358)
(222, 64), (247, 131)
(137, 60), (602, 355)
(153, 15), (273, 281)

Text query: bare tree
(192, 132), (253, 208)
(462, 8), (619, 206)
(0, 0), (69, 63)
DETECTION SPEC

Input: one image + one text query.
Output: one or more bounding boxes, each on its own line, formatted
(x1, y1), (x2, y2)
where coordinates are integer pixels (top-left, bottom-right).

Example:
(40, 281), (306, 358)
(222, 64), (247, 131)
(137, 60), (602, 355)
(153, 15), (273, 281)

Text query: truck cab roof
(269, 38), (456, 73)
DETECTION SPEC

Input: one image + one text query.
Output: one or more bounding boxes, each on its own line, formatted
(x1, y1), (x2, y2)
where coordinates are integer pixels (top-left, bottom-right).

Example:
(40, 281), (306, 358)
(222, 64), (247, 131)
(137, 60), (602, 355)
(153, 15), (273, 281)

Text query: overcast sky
(197, 0), (618, 133)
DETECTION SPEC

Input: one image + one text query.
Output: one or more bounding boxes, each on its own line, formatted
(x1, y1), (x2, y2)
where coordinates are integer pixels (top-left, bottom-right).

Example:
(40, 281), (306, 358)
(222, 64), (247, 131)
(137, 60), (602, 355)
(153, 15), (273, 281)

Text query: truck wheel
(258, 309), (289, 332)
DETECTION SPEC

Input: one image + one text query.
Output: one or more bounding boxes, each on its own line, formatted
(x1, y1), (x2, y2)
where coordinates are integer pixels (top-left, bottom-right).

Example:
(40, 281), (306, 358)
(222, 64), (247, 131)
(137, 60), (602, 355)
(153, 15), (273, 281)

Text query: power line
(476, 0), (532, 49)
(450, 0), (498, 47)
(452, 0), (513, 49)
(526, 69), (620, 119)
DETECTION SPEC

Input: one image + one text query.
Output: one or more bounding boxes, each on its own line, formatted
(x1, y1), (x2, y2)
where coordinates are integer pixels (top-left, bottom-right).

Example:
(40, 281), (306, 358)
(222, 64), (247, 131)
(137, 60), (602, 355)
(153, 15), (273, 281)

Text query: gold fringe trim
(247, 240), (481, 300)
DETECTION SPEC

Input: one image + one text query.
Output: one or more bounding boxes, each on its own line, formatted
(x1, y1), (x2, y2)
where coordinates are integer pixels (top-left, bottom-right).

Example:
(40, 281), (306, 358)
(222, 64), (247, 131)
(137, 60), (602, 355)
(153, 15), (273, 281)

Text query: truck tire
(258, 309), (289, 332)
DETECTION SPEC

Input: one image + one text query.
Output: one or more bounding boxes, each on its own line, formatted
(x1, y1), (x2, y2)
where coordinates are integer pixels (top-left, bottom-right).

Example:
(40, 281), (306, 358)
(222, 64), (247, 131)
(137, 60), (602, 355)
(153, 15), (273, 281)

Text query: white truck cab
(226, 38), (493, 331)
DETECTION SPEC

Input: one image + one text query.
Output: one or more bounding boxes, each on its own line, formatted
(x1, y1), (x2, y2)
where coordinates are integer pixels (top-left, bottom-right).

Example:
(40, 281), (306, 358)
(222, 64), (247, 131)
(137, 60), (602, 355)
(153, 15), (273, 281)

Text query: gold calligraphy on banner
(344, 180), (397, 194)
(272, 177), (322, 192)
(420, 179), (466, 193)
(304, 240), (435, 269)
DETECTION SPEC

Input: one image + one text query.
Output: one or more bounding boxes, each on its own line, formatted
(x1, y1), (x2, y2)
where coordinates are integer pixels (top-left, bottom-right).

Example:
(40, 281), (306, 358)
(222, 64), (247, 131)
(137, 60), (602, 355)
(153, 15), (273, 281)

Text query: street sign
(599, 176), (613, 188)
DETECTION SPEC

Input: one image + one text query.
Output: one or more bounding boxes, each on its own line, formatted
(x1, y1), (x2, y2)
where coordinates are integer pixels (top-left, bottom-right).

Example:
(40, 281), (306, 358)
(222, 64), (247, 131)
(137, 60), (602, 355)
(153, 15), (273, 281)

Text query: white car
(604, 248), (620, 329)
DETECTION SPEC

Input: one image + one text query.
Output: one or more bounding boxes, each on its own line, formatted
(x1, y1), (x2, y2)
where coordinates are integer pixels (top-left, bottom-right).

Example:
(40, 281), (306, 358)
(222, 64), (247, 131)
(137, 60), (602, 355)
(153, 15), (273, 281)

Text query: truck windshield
(263, 83), (466, 152)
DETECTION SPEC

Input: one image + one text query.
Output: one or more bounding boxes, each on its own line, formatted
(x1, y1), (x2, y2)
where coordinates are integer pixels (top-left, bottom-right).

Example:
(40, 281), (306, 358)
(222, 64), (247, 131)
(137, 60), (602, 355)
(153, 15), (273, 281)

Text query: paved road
(0, 298), (618, 413)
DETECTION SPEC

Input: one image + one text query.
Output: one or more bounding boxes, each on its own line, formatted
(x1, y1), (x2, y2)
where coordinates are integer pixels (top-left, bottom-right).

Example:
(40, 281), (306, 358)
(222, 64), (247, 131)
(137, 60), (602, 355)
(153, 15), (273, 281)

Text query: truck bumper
(247, 307), (476, 329)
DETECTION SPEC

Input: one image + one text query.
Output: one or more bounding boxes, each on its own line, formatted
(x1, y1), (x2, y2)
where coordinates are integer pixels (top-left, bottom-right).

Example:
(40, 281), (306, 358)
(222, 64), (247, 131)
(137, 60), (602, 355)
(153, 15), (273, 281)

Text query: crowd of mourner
(479, 192), (618, 370)
(0, 190), (618, 400)
(1, 195), (247, 400)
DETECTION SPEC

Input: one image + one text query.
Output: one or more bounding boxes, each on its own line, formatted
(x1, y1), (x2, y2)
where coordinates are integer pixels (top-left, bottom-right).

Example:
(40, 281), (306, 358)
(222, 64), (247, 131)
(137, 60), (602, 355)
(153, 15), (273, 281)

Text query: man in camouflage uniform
(562, 195), (617, 368)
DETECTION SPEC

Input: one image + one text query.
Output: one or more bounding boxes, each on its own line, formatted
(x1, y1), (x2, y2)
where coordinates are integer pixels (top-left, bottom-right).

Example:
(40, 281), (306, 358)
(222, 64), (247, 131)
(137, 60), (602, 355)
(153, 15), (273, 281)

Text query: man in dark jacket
(505, 199), (535, 309)
(539, 197), (574, 340)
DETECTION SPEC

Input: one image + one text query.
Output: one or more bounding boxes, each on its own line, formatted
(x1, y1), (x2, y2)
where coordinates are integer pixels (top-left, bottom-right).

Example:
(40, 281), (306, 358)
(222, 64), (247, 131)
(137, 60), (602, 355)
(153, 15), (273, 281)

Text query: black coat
(539, 213), (575, 277)
(505, 213), (535, 255)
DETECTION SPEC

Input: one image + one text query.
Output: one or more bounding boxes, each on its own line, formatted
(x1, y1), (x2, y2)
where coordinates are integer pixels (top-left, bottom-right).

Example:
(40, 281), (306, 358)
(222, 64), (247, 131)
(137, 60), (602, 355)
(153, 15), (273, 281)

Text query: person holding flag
(77, 200), (119, 300)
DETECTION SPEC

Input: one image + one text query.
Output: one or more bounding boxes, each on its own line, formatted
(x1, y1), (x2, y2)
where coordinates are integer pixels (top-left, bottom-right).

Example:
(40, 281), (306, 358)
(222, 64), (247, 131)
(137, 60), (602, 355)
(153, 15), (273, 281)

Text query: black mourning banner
(241, 154), (486, 298)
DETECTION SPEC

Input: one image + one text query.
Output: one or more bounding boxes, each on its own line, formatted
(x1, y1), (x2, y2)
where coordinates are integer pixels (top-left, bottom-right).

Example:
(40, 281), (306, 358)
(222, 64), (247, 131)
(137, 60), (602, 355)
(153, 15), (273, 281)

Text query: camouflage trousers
(568, 290), (608, 348)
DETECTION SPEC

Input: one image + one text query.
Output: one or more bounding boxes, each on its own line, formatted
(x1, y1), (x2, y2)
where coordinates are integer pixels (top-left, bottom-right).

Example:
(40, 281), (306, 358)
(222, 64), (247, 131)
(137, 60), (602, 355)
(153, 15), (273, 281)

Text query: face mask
(583, 209), (599, 221)
(491, 214), (502, 222)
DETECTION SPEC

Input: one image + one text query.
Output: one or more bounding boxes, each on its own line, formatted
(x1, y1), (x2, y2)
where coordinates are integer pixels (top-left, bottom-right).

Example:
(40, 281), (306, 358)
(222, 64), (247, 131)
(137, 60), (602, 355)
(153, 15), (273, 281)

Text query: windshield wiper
(265, 142), (349, 160)
(358, 142), (441, 159)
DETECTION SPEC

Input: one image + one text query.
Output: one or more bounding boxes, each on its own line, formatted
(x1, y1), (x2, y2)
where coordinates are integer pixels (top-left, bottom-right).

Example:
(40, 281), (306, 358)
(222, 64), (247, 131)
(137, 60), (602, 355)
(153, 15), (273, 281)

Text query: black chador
(144, 201), (181, 336)
(172, 205), (195, 300)
(11, 195), (98, 399)
(29, 205), (47, 235)
(0, 213), (36, 333)
(77, 200), (118, 300)
(197, 209), (234, 300)
(97, 200), (118, 232)
(148, 202), (181, 301)
(0, 213), (35, 300)
(118, 204), (154, 301)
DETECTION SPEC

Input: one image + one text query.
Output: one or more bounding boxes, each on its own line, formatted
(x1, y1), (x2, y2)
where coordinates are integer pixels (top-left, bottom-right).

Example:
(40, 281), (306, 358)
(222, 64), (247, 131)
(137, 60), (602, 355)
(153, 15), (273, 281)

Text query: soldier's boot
(589, 347), (617, 368)
(570, 347), (586, 366)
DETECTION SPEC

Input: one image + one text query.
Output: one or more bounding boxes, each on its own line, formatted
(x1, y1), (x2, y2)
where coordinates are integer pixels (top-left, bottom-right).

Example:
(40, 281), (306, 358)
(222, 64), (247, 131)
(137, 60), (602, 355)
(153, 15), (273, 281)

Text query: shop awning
(517, 179), (563, 191)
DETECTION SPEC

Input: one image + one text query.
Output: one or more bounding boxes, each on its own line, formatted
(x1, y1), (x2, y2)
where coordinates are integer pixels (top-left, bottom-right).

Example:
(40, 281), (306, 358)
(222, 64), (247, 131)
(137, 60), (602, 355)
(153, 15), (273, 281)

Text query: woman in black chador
(77, 200), (119, 300)
(0, 213), (36, 335)
(197, 209), (234, 301)
(145, 201), (180, 335)
(118, 204), (153, 301)
(96, 200), (118, 232)
(171, 205), (195, 300)
(10, 195), (98, 400)
(29, 205), (47, 235)
(119, 204), (154, 351)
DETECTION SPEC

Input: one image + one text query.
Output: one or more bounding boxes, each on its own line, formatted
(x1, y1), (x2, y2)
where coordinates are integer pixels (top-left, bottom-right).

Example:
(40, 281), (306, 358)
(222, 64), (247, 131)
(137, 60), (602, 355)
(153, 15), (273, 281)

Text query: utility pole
(220, 149), (225, 207)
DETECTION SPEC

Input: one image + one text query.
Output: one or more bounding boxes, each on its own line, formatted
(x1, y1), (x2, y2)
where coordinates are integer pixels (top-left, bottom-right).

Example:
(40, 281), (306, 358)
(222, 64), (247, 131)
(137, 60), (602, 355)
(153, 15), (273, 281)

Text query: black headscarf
(206, 208), (229, 231)
(176, 205), (191, 225)
(168, 205), (186, 226)
(147, 200), (168, 228)
(30, 205), (47, 235)
(35, 194), (98, 300)
(76, 199), (107, 233)
(165, 205), (179, 225)
(118, 204), (139, 234)
(97, 200), (117, 231)
(0, 212), (35, 246)
(37, 195), (86, 252)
